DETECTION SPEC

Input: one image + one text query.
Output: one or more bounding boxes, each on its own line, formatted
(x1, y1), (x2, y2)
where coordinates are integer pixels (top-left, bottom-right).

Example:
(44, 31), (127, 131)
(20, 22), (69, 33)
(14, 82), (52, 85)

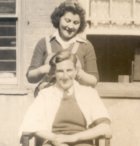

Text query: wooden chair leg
(21, 135), (30, 146)
(105, 138), (110, 146)
(95, 137), (111, 146)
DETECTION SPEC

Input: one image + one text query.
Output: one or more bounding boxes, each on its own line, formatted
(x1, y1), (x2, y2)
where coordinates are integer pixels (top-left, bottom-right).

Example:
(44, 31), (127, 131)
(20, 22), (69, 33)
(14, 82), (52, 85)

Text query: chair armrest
(20, 133), (112, 146)
(98, 137), (111, 146)
(20, 132), (33, 146)
(94, 135), (112, 146)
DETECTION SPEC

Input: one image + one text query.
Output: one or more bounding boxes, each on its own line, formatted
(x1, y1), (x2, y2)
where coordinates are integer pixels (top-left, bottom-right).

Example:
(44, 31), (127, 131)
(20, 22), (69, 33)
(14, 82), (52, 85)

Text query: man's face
(55, 60), (76, 90)
(59, 11), (80, 41)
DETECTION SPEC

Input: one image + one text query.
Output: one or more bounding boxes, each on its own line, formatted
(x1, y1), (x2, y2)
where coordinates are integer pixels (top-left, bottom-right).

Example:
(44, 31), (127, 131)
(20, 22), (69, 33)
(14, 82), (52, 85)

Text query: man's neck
(56, 84), (74, 96)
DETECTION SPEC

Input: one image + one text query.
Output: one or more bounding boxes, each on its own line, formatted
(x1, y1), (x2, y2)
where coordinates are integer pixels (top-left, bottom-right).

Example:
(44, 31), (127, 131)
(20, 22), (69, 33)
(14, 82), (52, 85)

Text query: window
(0, 0), (19, 85)
(87, 35), (140, 82)
(88, 0), (140, 25)
(85, 0), (140, 83)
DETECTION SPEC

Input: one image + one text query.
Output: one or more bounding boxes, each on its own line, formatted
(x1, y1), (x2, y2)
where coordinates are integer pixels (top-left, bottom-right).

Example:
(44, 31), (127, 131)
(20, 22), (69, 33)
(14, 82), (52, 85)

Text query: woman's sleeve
(84, 41), (99, 80)
(26, 38), (48, 82)
(28, 38), (47, 70)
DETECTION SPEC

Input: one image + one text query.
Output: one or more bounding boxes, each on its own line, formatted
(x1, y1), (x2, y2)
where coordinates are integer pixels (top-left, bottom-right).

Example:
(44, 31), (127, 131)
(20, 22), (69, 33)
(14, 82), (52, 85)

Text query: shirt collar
(50, 31), (86, 48)
(55, 81), (74, 97)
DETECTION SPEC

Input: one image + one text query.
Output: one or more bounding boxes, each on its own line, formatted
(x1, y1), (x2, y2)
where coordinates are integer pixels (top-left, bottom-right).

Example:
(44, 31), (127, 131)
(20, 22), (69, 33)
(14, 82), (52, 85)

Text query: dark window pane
(0, 49), (16, 76)
(0, 0), (16, 14)
(0, 19), (16, 46)
(0, 38), (16, 46)
(0, 50), (16, 60)
(0, 62), (16, 71)
(0, 27), (16, 36)
(0, 18), (16, 25)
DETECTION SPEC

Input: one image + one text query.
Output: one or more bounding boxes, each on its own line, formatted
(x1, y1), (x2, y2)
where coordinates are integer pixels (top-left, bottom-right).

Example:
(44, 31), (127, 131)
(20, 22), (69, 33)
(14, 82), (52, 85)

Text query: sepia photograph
(0, 0), (140, 146)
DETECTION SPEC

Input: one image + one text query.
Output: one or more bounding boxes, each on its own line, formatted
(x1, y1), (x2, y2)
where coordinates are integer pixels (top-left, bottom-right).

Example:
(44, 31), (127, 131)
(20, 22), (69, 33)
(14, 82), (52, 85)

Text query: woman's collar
(50, 31), (86, 48)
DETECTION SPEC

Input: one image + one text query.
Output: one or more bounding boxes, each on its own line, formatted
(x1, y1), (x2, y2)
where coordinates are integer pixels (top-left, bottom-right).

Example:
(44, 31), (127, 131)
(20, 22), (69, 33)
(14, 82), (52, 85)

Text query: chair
(20, 132), (111, 146)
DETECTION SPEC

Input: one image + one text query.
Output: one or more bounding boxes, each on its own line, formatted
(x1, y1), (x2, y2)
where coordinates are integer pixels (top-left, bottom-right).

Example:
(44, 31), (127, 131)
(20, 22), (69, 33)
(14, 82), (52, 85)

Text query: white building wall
(0, 1), (140, 146)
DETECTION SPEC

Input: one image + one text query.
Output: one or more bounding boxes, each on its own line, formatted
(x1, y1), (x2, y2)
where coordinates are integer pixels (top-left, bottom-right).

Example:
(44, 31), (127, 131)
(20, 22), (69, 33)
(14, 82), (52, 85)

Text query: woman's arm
(26, 38), (50, 83)
(76, 68), (97, 87)
(76, 41), (99, 87)
(84, 41), (99, 81)
(27, 64), (51, 83)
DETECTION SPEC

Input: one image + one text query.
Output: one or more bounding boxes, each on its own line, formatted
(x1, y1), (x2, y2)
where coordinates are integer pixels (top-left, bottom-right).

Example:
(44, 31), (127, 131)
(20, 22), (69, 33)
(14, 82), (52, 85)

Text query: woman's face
(59, 11), (80, 41)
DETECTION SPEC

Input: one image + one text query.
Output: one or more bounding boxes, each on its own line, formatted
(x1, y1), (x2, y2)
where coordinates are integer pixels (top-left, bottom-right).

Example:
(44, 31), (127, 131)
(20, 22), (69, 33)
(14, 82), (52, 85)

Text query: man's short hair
(49, 50), (77, 68)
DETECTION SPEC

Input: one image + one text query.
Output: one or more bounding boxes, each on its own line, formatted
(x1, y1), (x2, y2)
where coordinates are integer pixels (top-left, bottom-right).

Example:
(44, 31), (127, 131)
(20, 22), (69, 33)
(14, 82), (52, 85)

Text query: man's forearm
(72, 123), (111, 142)
(50, 123), (111, 144)
(34, 131), (56, 141)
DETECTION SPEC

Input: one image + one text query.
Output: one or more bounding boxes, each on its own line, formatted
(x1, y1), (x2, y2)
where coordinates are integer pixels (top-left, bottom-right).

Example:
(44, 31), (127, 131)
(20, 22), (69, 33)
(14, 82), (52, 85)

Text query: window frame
(87, 0), (137, 24)
(0, 0), (22, 88)
(85, 0), (140, 99)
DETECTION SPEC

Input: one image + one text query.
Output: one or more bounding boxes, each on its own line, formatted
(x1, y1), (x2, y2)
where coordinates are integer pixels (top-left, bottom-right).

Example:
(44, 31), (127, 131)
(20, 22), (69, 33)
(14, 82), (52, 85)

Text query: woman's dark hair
(51, 1), (86, 33)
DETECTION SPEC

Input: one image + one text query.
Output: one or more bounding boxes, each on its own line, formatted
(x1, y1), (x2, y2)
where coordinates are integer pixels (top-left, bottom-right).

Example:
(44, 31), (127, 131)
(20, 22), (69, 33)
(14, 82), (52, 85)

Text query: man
(20, 50), (111, 146)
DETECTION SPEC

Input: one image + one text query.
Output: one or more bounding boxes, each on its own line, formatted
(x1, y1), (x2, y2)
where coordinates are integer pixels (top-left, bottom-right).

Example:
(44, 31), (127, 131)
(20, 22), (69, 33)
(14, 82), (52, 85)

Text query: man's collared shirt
(19, 81), (110, 136)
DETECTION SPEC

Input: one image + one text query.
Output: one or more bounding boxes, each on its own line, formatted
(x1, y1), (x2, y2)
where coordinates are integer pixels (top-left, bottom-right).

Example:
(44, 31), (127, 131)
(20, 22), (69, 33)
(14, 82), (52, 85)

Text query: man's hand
(52, 134), (77, 145)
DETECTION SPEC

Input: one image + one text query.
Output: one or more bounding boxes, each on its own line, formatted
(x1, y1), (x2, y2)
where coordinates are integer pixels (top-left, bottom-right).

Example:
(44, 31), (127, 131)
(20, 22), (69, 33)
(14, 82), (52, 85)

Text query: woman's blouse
(27, 36), (99, 83)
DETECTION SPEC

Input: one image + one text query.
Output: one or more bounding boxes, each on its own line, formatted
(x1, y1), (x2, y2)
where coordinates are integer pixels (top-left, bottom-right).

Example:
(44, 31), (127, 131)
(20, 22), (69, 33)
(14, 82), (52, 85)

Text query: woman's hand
(39, 64), (51, 75)
(27, 63), (51, 83)
(76, 68), (85, 81)
(76, 68), (97, 87)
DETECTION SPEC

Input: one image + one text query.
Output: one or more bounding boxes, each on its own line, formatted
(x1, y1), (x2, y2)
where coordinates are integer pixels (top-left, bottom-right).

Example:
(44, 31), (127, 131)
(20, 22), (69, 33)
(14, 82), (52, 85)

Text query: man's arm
(34, 131), (56, 141)
(52, 122), (111, 144)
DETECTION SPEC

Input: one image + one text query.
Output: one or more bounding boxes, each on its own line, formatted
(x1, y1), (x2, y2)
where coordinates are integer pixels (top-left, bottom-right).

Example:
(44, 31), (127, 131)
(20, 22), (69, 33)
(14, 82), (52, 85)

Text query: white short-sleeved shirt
(19, 81), (110, 136)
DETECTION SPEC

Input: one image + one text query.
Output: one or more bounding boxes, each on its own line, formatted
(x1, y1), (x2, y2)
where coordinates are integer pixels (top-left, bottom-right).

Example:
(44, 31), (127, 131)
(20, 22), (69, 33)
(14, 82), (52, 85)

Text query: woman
(20, 51), (111, 146)
(26, 0), (99, 95)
